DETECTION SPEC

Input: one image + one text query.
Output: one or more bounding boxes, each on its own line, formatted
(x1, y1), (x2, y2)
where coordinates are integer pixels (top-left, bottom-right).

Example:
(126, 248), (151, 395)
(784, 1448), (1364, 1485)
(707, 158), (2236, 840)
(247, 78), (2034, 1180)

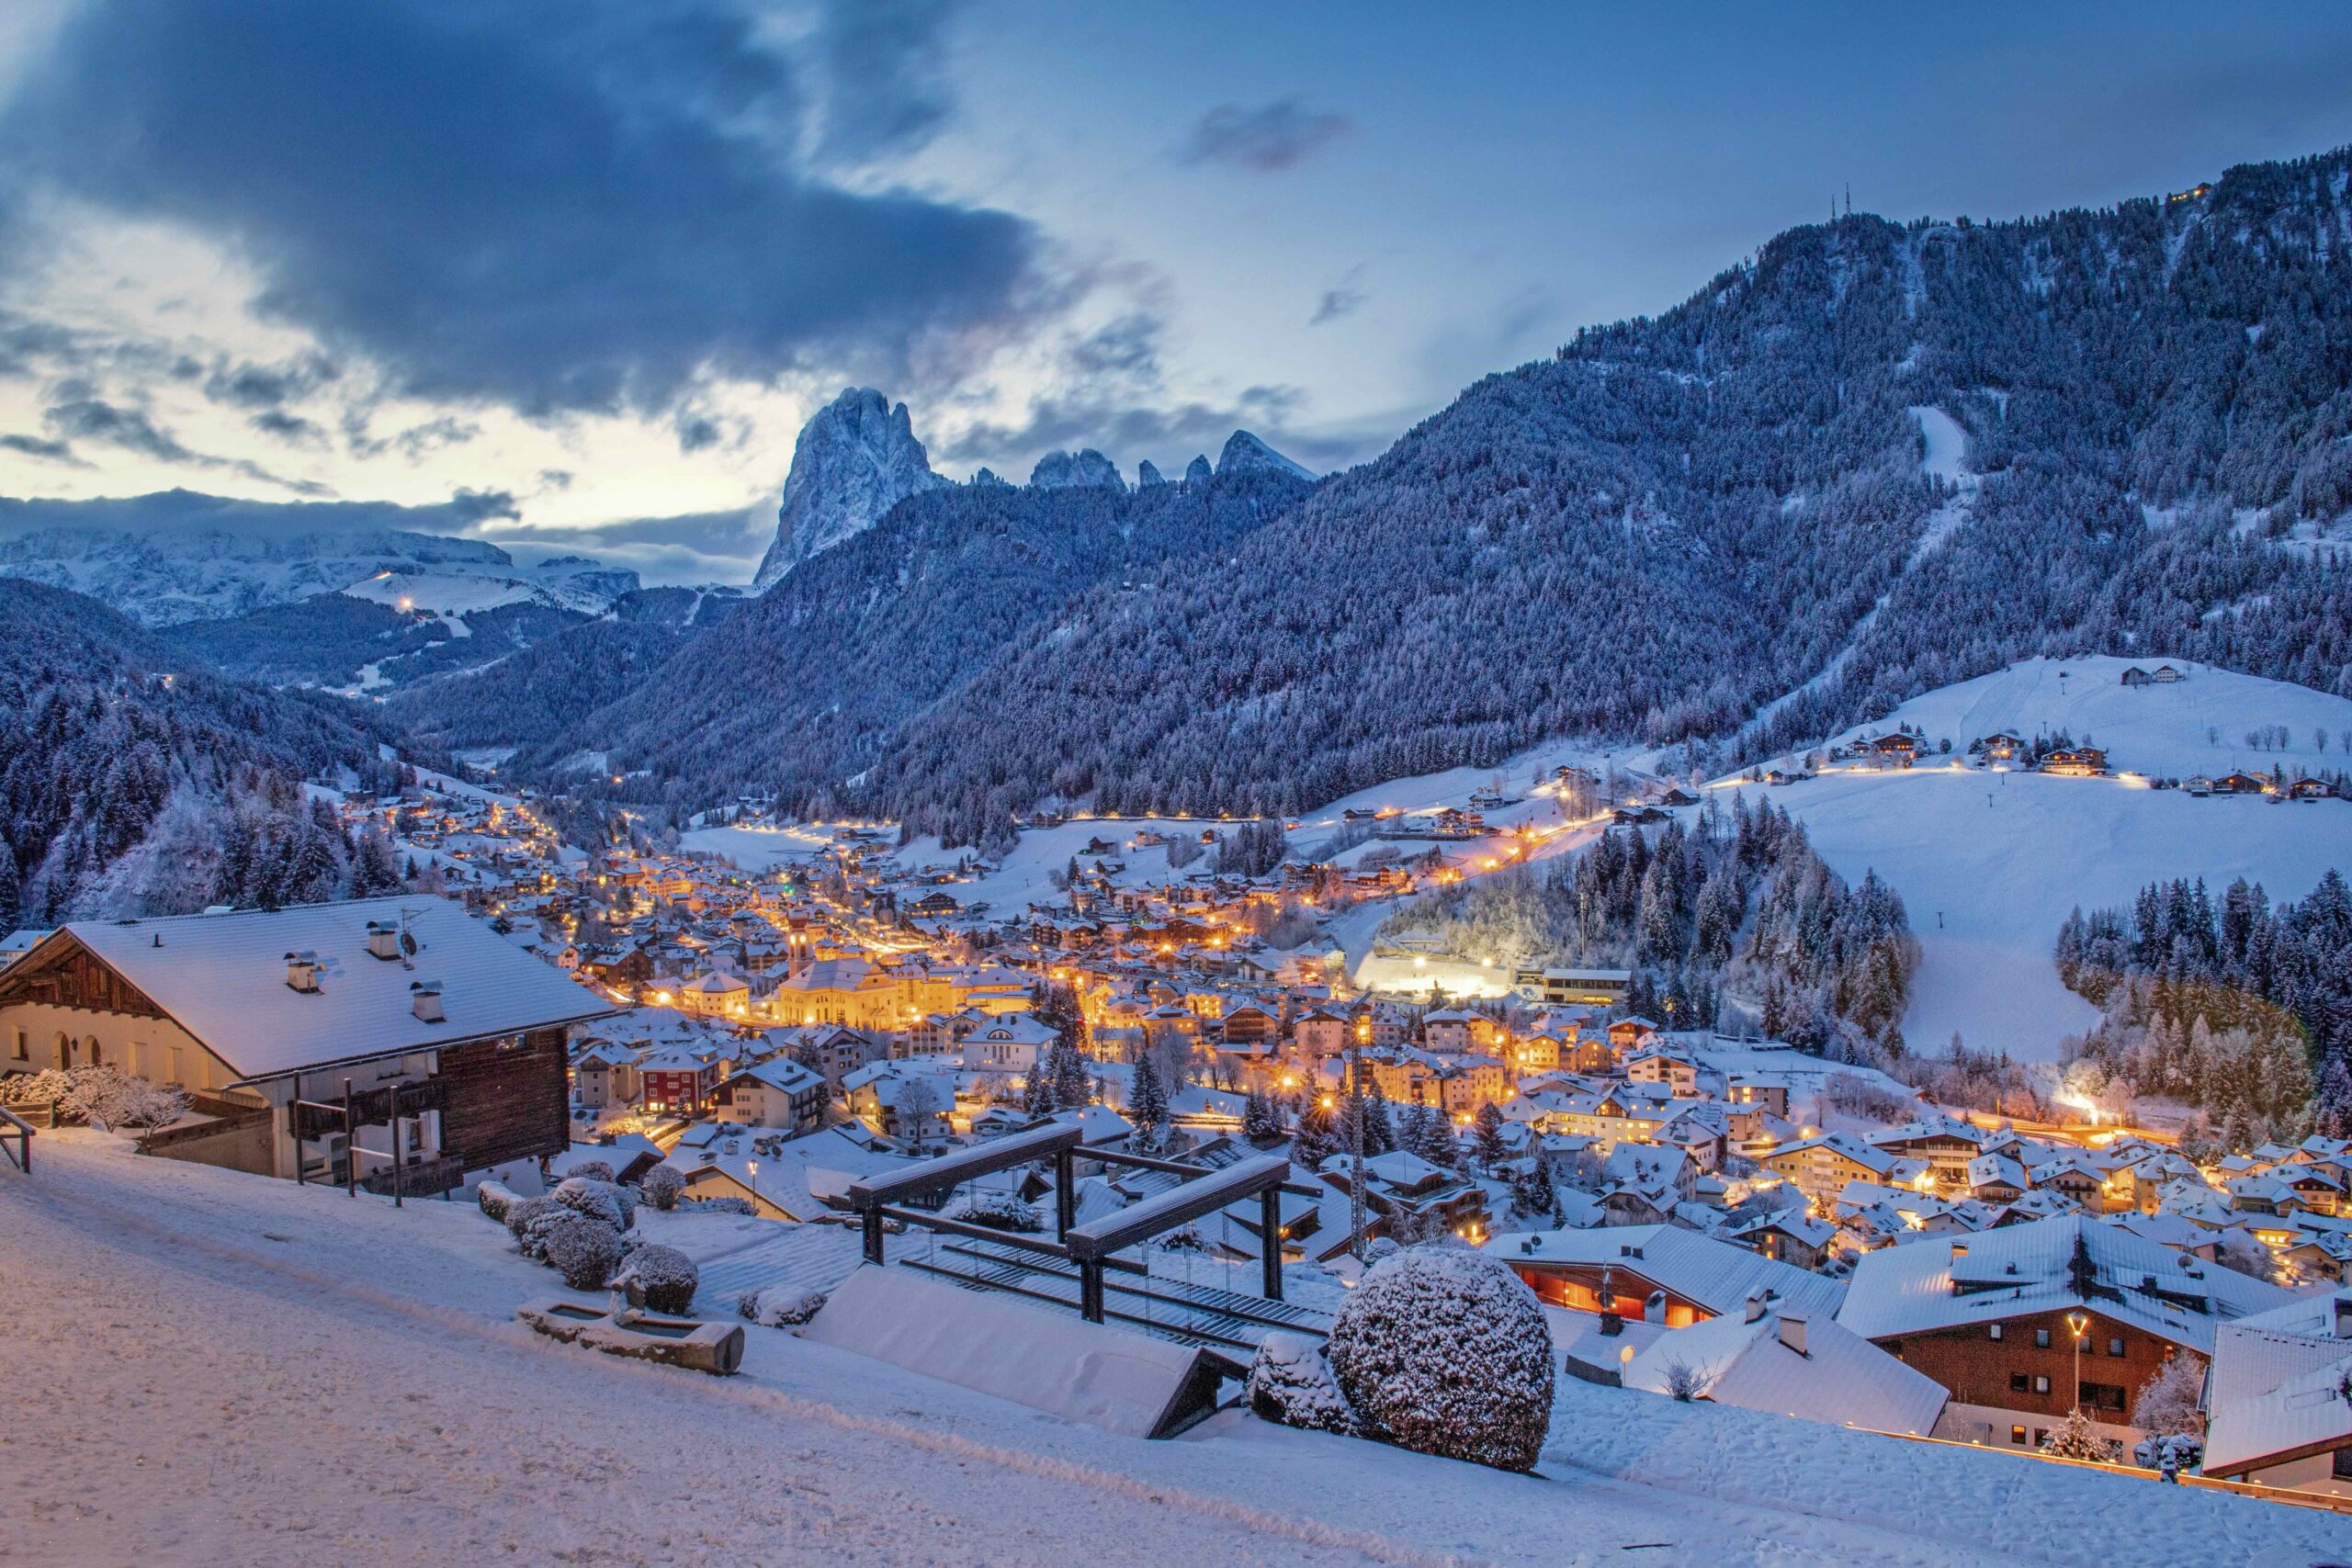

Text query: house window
(2034, 1328), (2052, 1348)
(2334, 1448), (2352, 1481)
(2107, 1337), (2125, 1358)
(2010, 1426), (2028, 1446)
(2033, 1428), (2049, 1448)
(8, 1029), (24, 1063)
(2009, 1373), (2030, 1393)
(2033, 1375), (2052, 1395)
(1987, 1324), (2003, 1341)
(2080, 1382), (2127, 1414)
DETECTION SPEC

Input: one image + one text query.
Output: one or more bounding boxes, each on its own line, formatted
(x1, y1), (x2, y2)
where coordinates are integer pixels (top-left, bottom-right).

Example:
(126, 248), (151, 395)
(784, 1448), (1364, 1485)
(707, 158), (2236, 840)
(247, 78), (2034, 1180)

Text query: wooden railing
(0, 1105), (34, 1174)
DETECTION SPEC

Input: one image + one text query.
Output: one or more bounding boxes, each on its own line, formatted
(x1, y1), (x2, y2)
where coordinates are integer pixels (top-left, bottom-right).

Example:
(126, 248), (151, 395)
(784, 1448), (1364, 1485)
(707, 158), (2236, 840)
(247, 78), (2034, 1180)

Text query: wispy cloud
(1179, 96), (1351, 173)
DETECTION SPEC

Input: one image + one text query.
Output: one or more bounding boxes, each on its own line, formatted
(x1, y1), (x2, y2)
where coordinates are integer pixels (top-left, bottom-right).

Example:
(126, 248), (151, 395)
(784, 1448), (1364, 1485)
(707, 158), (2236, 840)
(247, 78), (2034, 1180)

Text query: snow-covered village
(8, 8), (2352, 1566)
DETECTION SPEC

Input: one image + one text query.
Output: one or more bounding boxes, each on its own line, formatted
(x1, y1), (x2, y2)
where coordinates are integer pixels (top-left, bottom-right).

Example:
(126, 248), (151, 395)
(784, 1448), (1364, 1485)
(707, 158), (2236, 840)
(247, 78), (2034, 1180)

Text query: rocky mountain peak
(1136, 459), (1165, 487)
(1182, 455), (1214, 487)
(1215, 430), (1316, 482)
(1029, 448), (1125, 491)
(752, 388), (947, 590)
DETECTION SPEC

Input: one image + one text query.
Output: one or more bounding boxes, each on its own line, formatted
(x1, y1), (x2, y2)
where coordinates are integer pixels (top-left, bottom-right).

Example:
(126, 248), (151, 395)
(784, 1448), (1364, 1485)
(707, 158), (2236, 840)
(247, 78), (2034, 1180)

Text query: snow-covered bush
(2038, 1408), (2126, 1464)
(739, 1283), (829, 1328)
(2134, 1353), (2207, 1441)
(640, 1165), (686, 1211)
(0, 1068), (72, 1108)
(626, 1244), (698, 1314)
(505, 1195), (561, 1255)
(1660, 1359), (1713, 1402)
(540, 1212), (624, 1291)
(937, 1189), (1044, 1233)
(552, 1176), (636, 1231)
(1246, 1331), (1358, 1435)
(1324, 1245), (1555, 1471)
(566, 1159), (616, 1184)
(475, 1180), (519, 1223)
(16, 1065), (189, 1132)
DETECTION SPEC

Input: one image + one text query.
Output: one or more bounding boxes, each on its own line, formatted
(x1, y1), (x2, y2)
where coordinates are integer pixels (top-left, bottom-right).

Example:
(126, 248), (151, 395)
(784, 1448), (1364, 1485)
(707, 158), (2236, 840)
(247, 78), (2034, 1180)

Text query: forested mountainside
(387, 587), (742, 750)
(0, 580), (401, 925)
(858, 146), (2352, 843)
(514, 467), (1316, 822)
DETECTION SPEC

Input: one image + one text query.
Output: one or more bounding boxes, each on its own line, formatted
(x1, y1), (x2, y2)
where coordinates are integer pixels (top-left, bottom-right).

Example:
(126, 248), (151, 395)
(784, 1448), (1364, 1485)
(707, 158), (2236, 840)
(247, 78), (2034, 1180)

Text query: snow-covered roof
(1489, 1224), (1847, 1319)
(2204, 1290), (2352, 1477)
(1835, 1214), (2292, 1353)
(1623, 1305), (1947, 1435)
(32, 897), (615, 1083)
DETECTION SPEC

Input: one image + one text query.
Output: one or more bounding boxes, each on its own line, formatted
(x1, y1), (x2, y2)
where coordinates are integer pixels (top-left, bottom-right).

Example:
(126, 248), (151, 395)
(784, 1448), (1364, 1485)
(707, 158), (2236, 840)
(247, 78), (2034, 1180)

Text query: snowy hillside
(1736, 657), (2352, 1060)
(341, 555), (639, 622)
(8, 1131), (2334, 1568)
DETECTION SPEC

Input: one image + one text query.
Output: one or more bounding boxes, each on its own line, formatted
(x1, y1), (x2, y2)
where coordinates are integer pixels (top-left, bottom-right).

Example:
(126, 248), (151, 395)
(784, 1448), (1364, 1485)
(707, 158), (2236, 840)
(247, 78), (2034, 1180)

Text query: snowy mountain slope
(1216, 429), (1317, 482)
(0, 506), (517, 625)
(752, 387), (950, 589)
(1732, 657), (2352, 1060)
(11, 1131), (2330, 1568)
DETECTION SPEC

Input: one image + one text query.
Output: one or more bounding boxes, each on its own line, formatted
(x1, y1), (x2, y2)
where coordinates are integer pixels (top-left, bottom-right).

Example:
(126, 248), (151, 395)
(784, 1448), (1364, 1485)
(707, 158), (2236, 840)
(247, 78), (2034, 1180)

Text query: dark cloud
(40, 396), (330, 494)
(673, 412), (726, 453)
(0, 432), (86, 465)
(447, 487), (521, 525)
(0, 489), (503, 538)
(1310, 267), (1367, 326)
(249, 408), (327, 446)
(0, 0), (1049, 416)
(808, 0), (956, 168)
(537, 468), (575, 491)
(202, 352), (340, 409)
(1179, 97), (1351, 173)
(44, 398), (198, 462)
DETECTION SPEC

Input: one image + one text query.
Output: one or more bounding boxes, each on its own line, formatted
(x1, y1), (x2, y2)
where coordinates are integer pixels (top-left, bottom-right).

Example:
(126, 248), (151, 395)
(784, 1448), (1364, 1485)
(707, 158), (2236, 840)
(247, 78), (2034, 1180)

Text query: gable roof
(6, 897), (614, 1084)
(1490, 1224), (1848, 1319)
(1623, 1304), (1946, 1435)
(1836, 1213), (2291, 1352)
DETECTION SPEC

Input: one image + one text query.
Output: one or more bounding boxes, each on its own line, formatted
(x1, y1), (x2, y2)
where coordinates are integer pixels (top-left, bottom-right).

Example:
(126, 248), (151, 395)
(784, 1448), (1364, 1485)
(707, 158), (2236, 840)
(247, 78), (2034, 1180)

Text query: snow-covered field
(5, 1134), (2339, 1567)
(1736, 657), (2352, 1060)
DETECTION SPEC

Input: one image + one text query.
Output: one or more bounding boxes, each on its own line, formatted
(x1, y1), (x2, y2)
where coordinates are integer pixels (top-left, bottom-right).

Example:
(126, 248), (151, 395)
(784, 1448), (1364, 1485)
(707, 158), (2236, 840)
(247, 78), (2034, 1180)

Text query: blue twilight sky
(0, 0), (2345, 583)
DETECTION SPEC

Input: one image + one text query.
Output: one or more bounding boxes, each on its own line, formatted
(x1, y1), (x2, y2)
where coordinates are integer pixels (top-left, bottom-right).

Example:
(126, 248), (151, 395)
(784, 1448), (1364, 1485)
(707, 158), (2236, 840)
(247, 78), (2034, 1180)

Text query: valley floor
(9, 1137), (2348, 1566)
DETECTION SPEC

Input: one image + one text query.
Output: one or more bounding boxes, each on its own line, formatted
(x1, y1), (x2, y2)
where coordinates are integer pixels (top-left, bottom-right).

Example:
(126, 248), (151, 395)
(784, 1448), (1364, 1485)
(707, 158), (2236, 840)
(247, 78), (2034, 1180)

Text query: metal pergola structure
(843, 1121), (1304, 1338)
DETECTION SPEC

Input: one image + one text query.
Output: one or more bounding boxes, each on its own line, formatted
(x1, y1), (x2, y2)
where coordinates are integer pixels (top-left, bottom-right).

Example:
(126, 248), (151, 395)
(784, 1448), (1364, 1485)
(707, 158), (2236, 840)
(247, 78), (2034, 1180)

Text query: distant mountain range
(10, 142), (2352, 864)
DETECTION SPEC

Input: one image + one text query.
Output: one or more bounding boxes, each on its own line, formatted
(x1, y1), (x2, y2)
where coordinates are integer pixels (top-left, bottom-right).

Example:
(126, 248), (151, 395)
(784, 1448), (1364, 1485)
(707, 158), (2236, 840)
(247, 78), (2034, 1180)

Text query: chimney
(1598, 1310), (1623, 1337)
(1746, 1291), (1769, 1324)
(411, 980), (444, 1023)
(1778, 1315), (1809, 1357)
(1645, 1290), (1668, 1325)
(2335, 1294), (2352, 1341)
(366, 920), (401, 961)
(284, 951), (321, 993)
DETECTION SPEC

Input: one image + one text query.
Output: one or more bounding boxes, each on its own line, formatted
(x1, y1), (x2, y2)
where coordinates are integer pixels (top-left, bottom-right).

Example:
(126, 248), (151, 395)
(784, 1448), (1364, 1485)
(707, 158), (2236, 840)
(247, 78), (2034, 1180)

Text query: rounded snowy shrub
(540, 1212), (624, 1291)
(505, 1194), (559, 1252)
(1324, 1244), (1555, 1472)
(640, 1166), (686, 1212)
(1247, 1331), (1358, 1435)
(937, 1189), (1044, 1233)
(476, 1180), (518, 1223)
(552, 1176), (636, 1231)
(566, 1159), (616, 1184)
(628, 1244), (698, 1314)
(738, 1283), (828, 1328)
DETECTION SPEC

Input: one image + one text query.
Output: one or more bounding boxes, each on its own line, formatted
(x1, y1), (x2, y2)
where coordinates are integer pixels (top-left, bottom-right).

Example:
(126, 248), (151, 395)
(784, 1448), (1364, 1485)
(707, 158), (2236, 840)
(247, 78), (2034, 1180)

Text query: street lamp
(2065, 1310), (2089, 1414)
(747, 1157), (760, 1213)
(1348, 1013), (1370, 1261)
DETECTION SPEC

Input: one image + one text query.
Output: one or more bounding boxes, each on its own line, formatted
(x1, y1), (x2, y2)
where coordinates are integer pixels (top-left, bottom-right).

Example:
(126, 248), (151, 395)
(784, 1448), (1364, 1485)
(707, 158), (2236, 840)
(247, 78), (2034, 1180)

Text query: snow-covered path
(5, 1138), (2343, 1566)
